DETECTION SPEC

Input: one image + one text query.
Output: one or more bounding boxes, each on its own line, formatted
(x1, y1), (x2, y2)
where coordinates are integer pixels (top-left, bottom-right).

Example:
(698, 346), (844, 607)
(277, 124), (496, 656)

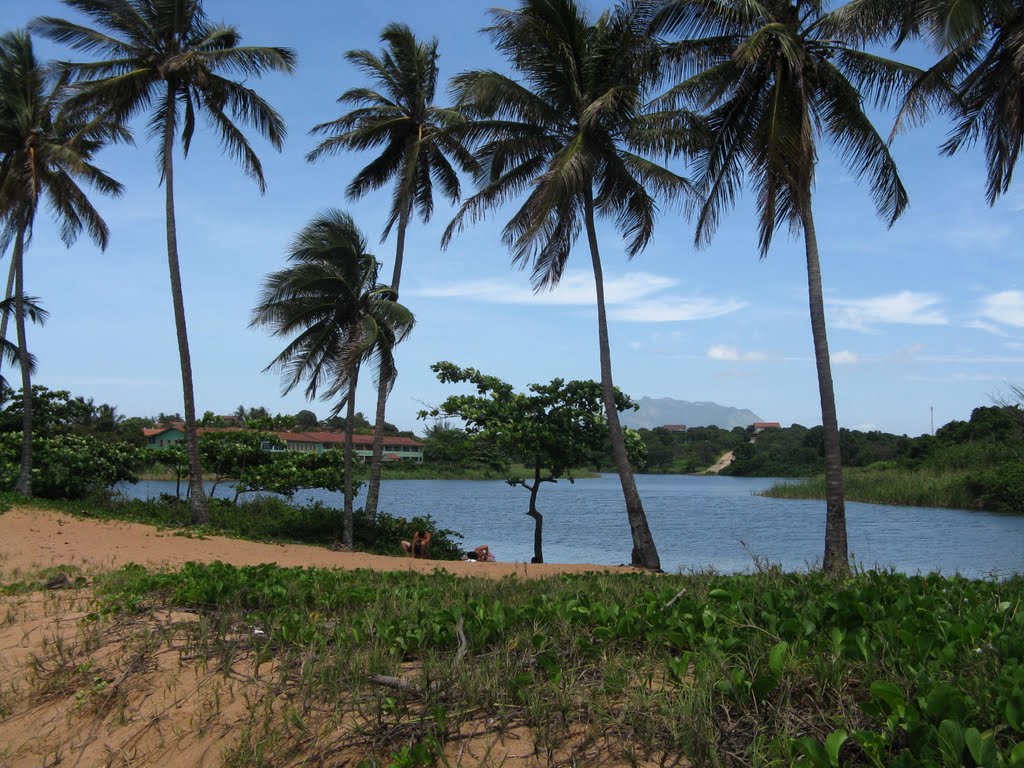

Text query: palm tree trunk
(363, 202), (411, 521)
(342, 367), (360, 548)
(12, 218), (32, 496)
(0, 254), (17, 379)
(583, 190), (661, 570)
(162, 84), (209, 525)
(801, 203), (849, 575)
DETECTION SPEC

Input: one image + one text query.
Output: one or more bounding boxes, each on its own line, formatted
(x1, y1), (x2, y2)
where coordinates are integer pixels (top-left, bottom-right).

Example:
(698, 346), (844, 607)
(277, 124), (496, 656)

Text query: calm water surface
(122, 474), (1024, 578)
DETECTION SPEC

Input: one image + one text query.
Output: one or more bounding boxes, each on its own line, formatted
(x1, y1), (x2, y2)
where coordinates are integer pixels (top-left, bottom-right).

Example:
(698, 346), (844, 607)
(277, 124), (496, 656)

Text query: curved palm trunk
(0, 255), (17, 378)
(341, 366), (360, 548)
(583, 191), (661, 570)
(801, 203), (849, 575)
(162, 85), (209, 524)
(363, 203), (411, 521)
(12, 218), (32, 496)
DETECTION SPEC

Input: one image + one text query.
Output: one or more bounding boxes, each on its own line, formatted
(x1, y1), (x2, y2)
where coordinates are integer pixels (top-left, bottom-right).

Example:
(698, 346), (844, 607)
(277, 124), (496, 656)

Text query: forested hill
(620, 397), (762, 430)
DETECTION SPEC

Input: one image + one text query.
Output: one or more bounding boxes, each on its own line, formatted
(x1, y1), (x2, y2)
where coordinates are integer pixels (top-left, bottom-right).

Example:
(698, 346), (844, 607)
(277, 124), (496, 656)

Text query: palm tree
(307, 23), (475, 523)
(251, 209), (414, 546)
(828, 0), (1024, 205)
(442, 0), (700, 570)
(0, 294), (47, 394)
(0, 29), (124, 496)
(32, 0), (296, 523)
(652, 0), (922, 573)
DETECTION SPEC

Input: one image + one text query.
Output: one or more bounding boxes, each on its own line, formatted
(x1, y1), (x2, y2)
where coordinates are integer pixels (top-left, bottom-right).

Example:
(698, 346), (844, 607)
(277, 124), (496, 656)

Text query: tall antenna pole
(930, 404), (934, 436)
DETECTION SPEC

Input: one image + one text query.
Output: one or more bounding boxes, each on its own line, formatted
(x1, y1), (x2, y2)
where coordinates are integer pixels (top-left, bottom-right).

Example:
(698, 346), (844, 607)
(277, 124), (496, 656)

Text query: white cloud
(410, 270), (677, 306)
(412, 270), (746, 324)
(979, 290), (1024, 327)
(707, 345), (769, 362)
(832, 291), (948, 332)
(965, 319), (1008, 336)
(612, 297), (747, 323)
(832, 350), (860, 364)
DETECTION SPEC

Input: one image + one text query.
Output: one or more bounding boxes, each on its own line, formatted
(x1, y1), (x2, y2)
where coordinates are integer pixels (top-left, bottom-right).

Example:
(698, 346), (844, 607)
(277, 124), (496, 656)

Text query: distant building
(660, 424), (688, 432)
(143, 424), (425, 462)
(751, 422), (781, 433)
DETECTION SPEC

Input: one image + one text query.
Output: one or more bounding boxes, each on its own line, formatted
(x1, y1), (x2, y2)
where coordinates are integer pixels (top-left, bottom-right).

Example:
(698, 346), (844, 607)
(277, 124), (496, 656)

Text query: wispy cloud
(979, 290), (1024, 327)
(832, 291), (948, 332)
(707, 345), (769, 362)
(411, 270), (746, 323)
(612, 297), (747, 323)
(966, 319), (1008, 336)
(832, 350), (860, 365)
(410, 271), (676, 306)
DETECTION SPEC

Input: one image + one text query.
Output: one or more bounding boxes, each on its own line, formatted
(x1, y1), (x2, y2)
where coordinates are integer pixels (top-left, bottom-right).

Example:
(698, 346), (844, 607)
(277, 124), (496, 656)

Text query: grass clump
(763, 466), (981, 509)
(81, 562), (1024, 766)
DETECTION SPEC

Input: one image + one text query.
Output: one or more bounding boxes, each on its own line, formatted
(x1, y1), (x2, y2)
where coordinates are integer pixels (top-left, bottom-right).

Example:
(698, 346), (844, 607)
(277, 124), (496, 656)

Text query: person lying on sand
(401, 531), (431, 558)
(461, 544), (496, 562)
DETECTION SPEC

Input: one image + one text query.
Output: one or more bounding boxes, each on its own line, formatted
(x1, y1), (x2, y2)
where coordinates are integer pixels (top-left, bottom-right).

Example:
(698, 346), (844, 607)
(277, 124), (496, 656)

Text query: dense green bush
(0, 432), (140, 499)
(967, 462), (1024, 513)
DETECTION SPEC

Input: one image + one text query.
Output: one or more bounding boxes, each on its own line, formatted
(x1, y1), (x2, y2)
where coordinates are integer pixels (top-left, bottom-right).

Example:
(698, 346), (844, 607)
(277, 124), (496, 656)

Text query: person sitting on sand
(461, 544), (496, 562)
(401, 531), (431, 558)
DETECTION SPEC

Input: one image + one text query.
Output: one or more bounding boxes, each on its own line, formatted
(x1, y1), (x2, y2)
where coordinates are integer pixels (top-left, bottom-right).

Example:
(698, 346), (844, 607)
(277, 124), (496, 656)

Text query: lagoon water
(121, 474), (1024, 579)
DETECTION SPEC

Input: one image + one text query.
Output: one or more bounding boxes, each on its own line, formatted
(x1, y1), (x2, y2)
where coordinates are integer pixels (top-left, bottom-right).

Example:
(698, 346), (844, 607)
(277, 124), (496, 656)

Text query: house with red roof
(143, 424), (425, 462)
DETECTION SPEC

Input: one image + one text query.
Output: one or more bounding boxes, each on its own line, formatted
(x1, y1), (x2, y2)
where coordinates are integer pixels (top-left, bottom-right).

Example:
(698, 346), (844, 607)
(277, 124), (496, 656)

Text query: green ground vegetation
(0, 492), (464, 560)
(11, 562), (1021, 766)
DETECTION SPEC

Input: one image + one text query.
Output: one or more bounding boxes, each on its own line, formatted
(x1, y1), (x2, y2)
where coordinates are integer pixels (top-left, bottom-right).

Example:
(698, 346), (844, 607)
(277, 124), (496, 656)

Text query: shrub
(0, 432), (140, 499)
(967, 462), (1024, 513)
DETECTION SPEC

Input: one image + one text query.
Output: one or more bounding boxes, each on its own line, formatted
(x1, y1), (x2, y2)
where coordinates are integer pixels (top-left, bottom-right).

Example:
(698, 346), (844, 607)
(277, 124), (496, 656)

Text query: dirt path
(0, 507), (630, 582)
(704, 450), (735, 474)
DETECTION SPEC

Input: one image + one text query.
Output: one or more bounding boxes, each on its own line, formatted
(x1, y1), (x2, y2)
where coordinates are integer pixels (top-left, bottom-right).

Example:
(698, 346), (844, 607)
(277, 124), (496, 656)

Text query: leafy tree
(33, 0), (297, 524)
(251, 209), (414, 546)
(199, 430), (283, 499)
(144, 443), (188, 499)
(236, 449), (356, 499)
(422, 361), (641, 564)
(443, 0), (700, 570)
(653, 0), (919, 573)
(0, 431), (139, 499)
(0, 386), (91, 436)
(308, 23), (475, 522)
(0, 29), (123, 498)
(294, 409), (319, 430)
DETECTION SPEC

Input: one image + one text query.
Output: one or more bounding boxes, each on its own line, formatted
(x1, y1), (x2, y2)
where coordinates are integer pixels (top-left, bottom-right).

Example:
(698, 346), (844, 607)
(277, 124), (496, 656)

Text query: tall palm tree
(32, 0), (296, 523)
(251, 209), (414, 546)
(307, 23), (475, 522)
(443, 0), (700, 570)
(828, 0), (1024, 205)
(0, 29), (124, 496)
(653, 0), (921, 573)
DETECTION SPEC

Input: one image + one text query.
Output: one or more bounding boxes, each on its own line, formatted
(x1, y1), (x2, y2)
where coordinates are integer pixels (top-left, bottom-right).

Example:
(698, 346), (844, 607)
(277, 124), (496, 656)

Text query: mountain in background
(620, 397), (763, 430)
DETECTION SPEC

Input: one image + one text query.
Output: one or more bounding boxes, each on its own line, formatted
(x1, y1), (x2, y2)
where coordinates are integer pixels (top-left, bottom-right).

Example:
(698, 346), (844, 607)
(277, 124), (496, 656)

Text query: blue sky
(4, 0), (1023, 437)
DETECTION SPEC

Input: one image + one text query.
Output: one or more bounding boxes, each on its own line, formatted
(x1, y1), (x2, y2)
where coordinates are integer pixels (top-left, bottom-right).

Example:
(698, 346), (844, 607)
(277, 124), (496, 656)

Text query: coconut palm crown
(827, 0), (1024, 205)
(0, 29), (124, 497)
(251, 209), (415, 546)
(31, 0), (296, 523)
(444, 0), (702, 570)
(308, 22), (476, 522)
(653, 0), (922, 572)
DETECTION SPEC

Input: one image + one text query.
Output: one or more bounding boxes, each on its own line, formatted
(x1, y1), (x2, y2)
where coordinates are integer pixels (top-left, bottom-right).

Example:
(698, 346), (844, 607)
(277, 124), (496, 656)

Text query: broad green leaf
(964, 727), (998, 768)
(769, 641), (789, 677)
(870, 681), (906, 711)
(937, 719), (965, 767)
(825, 729), (848, 766)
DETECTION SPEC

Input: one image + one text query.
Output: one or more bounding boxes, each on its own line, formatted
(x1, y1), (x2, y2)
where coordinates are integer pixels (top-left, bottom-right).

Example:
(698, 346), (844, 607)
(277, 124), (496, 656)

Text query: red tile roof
(143, 423), (423, 447)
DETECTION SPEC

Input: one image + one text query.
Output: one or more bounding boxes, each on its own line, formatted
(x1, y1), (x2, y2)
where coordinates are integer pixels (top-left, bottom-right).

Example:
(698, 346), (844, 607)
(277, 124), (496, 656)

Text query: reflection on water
(121, 474), (1024, 578)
